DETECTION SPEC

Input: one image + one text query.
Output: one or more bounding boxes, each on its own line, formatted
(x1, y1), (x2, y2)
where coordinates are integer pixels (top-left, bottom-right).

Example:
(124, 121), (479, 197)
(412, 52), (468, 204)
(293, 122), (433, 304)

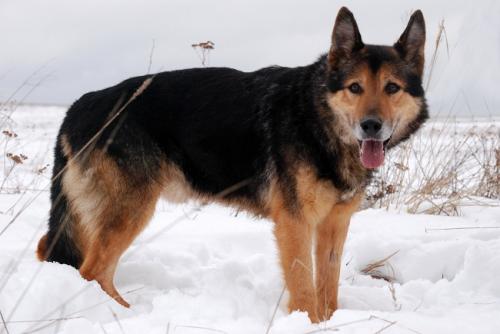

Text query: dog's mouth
(358, 138), (390, 169)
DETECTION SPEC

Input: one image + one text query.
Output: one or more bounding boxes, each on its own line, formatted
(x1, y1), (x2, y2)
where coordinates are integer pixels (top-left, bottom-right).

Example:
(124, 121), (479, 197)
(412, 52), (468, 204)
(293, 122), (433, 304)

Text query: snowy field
(0, 105), (499, 334)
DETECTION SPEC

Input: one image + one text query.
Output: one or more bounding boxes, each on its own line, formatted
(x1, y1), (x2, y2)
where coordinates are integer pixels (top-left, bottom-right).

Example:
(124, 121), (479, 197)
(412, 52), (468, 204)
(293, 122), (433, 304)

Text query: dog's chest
(293, 166), (339, 224)
(294, 164), (365, 224)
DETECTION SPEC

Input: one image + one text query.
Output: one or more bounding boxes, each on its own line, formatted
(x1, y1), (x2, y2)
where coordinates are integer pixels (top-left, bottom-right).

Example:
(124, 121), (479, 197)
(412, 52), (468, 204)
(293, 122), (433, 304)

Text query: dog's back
(36, 65), (305, 273)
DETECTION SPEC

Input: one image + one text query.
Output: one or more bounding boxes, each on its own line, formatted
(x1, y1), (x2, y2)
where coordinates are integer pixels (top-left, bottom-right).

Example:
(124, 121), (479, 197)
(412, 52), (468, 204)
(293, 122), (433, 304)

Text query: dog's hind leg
(78, 200), (158, 307)
(315, 192), (363, 321)
(63, 151), (162, 307)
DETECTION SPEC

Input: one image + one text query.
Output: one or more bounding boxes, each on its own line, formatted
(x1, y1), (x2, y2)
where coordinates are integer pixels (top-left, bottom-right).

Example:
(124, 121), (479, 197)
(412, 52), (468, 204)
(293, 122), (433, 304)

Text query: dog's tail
(37, 134), (83, 268)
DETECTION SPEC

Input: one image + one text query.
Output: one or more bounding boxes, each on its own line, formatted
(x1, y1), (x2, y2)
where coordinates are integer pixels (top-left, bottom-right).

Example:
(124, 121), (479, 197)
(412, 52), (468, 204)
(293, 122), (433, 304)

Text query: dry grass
(360, 250), (399, 282)
(360, 251), (402, 311)
(365, 119), (499, 215)
(425, 19), (448, 91)
(191, 40), (215, 66)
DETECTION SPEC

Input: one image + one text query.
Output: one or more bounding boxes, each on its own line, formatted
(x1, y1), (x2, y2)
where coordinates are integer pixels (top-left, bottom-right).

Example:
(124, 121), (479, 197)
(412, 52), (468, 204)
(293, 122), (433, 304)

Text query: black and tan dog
(37, 7), (427, 322)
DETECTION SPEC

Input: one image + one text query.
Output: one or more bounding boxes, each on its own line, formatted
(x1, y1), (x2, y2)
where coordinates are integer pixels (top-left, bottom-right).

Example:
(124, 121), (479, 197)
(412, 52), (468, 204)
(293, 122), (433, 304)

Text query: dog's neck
(263, 59), (372, 197)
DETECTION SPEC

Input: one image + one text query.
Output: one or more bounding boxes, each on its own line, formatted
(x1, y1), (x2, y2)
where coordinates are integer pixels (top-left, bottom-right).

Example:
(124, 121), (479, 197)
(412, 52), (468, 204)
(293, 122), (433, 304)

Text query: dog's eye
(385, 82), (401, 95)
(348, 83), (362, 94)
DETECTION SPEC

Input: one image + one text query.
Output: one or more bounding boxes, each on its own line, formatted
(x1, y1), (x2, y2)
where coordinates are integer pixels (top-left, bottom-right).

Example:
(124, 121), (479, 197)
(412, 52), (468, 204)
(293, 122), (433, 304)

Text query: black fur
(46, 47), (427, 267)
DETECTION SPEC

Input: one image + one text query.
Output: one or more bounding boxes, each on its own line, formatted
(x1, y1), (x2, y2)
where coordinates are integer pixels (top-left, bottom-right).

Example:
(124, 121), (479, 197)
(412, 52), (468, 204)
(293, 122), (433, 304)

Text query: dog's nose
(360, 117), (383, 138)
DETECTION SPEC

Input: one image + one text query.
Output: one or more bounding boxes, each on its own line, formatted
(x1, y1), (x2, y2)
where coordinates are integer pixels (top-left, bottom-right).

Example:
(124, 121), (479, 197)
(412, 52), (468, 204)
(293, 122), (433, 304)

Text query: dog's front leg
(315, 192), (363, 321)
(273, 211), (318, 322)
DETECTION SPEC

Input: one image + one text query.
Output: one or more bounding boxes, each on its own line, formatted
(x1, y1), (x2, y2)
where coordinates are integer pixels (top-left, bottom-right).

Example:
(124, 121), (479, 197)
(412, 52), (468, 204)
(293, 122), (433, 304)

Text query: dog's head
(324, 7), (428, 169)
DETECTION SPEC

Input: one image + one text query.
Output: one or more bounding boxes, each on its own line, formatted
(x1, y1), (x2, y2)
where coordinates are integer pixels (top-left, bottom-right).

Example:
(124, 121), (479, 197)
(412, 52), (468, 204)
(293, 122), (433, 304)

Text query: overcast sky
(1, 0), (498, 117)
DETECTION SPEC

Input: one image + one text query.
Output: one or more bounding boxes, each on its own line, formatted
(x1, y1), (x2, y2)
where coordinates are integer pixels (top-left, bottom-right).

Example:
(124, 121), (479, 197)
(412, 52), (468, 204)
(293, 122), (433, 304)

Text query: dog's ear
(328, 7), (364, 66)
(394, 10), (426, 76)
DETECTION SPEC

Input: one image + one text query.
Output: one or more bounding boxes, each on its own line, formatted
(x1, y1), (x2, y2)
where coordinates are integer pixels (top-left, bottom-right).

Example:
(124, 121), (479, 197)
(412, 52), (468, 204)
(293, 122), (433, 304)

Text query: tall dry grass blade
(173, 325), (227, 334)
(0, 310), (9, 334)
(425, 19), (447, 91)
(147, 39), (156, 74)
(305, 316), (374, 334)
(23, 287), (144, 333)
(265, 285), (286, 334)
(373, 321), (397, 334)
(107, 306), (125, 334)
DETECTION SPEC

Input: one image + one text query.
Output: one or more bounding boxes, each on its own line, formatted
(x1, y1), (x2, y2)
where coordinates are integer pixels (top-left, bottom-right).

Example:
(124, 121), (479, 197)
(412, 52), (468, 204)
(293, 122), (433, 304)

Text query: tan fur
(268, 165), (362, 322)
(270, 185), (319, 322)
(36, 234), (48, 261)
(293, 165), (340, 225)
(62, 157), (103, 247)
(160, 163), (268, 217)
(62, 150), (162, 306)
(61, 149), (267, 307)
(161, 163), (198, 203)
(315, 192), (363, 320)
(326, 62), (421, 145)
(60, 134), (73, 158)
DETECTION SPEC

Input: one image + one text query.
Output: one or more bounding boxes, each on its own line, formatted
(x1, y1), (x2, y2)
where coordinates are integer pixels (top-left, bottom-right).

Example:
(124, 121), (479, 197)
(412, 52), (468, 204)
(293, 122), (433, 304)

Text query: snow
(0, 106), (499, 334)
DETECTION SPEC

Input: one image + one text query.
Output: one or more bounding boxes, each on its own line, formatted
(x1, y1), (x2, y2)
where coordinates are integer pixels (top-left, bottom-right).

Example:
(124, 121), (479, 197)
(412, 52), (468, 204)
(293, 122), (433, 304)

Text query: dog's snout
(360, 117), (383, 138)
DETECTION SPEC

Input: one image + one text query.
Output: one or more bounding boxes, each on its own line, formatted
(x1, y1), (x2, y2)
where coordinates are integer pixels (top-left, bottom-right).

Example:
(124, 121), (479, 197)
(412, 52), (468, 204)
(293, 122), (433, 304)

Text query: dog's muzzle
(354, 117), (393, 169)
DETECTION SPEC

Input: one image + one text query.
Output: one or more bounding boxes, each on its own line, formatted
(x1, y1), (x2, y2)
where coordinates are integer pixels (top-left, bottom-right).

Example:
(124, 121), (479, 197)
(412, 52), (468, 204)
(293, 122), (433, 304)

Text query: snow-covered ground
(0, 106), (499, 334)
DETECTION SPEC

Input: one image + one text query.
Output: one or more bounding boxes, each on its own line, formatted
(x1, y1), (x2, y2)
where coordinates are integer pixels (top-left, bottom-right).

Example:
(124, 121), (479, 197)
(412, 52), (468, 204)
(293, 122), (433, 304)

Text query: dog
(37, 7), (427, 322)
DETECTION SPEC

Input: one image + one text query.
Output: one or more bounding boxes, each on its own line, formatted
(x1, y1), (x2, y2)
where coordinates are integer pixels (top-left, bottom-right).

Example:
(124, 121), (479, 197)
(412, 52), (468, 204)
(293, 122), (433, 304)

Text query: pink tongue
(360, 140), (385, 169)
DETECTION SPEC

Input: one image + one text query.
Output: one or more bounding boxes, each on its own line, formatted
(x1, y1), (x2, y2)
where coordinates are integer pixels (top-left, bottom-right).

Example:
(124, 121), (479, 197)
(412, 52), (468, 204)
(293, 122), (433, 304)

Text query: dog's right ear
(328, 7), (364, 66)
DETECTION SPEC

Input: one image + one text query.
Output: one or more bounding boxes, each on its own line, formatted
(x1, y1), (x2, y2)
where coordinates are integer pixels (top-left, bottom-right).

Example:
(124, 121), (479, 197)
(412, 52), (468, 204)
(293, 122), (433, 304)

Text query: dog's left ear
(328, 7), (364, 66)
(394, 10), (426, 76)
